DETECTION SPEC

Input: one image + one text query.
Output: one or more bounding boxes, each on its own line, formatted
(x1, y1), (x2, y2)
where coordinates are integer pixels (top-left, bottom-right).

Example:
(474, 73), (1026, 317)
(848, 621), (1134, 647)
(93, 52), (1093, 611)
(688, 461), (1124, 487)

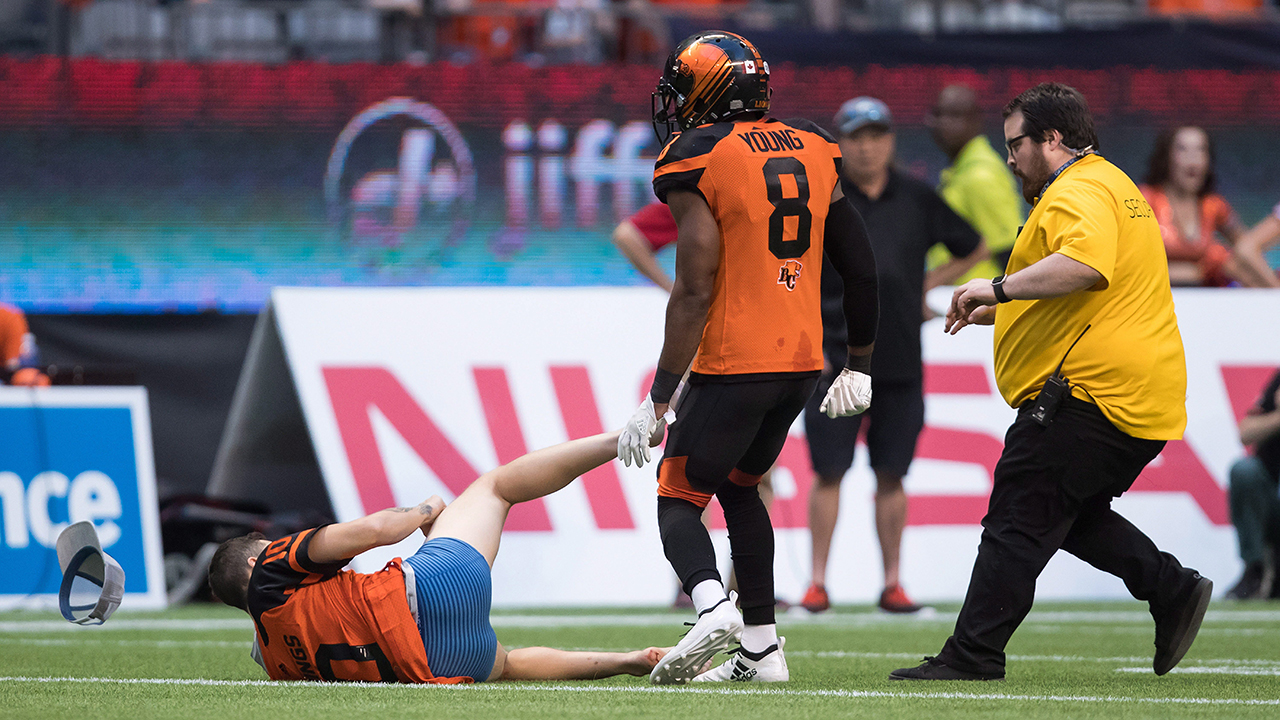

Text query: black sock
(717, 482), (775, 626)
(658, 496), (721, 595)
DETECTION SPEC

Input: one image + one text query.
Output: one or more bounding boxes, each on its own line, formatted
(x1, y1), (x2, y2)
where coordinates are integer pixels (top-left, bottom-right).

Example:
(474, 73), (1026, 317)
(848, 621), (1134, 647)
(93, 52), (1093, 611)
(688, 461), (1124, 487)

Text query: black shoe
(889, 656), (1004, 681)
(1153, 572), (1213, 676)
(1225, 562), (1268, 600)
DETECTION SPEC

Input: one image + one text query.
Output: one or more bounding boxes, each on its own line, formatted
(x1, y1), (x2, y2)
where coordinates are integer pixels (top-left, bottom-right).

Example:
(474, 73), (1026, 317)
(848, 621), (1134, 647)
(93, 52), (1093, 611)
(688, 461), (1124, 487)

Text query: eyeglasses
(1005, 133), (1030, 154)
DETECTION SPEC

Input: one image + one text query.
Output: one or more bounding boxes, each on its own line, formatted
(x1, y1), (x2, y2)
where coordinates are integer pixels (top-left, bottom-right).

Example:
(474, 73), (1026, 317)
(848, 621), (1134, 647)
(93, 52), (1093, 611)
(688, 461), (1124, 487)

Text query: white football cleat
(693, 636), (789, 683)
(650, 592), (744, 685)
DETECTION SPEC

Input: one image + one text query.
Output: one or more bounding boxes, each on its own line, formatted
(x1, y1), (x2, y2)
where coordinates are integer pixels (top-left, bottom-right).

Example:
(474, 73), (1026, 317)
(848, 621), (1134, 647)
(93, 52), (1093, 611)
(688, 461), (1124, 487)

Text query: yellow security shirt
(994, 154), (1187, 440)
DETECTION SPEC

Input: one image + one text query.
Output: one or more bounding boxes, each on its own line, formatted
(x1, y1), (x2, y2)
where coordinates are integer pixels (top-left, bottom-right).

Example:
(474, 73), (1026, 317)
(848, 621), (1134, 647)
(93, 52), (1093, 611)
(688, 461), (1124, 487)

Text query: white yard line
(760, 650), (1280, 669)
(6, 638), (1279, 671)
(0, 637), (248, 648)
(1116, 666), (1280, 676)
(0, 619), (251, 633)
(1021, 610), (1280, 623)
(3, 608), (1279, 633)
(0, 675), (1277, 706)
(1023, 625), (1274, 637)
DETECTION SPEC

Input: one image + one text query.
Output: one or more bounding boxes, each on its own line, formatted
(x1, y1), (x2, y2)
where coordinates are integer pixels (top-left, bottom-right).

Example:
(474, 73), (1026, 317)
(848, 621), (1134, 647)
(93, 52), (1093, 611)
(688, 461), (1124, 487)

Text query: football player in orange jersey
(616, 31), (880, 684)
(208, 429), (673, 684)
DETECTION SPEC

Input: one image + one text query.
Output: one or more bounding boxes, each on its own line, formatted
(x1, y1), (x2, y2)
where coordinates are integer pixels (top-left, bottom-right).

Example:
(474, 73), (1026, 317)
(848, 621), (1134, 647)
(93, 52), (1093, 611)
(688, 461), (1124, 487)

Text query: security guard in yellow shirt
(891, 83), (1211, 682)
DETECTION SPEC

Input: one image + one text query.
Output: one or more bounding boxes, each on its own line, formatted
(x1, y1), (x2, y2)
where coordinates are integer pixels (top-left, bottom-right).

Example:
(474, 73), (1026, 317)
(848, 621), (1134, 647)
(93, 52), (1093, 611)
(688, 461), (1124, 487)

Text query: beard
(1014, 151), (1053, 204)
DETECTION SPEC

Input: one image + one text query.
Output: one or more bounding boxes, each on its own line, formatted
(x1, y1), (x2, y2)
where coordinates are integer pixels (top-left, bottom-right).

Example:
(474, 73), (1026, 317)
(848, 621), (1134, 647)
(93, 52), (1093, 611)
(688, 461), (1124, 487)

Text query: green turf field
(2, 600), (1278, 719)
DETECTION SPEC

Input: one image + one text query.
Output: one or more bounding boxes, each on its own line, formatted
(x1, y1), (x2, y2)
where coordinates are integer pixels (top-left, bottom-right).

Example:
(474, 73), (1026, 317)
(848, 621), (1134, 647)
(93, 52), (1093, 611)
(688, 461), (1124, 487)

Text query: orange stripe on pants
(657, 456), (714, 508)
(728, 468), (762, 487)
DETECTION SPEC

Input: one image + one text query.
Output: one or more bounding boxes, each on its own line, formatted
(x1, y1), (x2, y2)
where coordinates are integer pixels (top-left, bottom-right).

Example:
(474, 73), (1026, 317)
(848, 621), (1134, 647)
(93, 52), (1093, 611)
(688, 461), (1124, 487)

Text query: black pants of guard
(936, 395), (1197, 676)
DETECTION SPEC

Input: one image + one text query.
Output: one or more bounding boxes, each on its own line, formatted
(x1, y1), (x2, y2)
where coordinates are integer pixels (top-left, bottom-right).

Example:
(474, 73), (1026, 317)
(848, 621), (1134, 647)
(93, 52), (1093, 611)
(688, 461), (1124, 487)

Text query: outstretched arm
(498, 646), (671, 681)
(308, 496), (445, 564)
(945, 252), (1101, 335)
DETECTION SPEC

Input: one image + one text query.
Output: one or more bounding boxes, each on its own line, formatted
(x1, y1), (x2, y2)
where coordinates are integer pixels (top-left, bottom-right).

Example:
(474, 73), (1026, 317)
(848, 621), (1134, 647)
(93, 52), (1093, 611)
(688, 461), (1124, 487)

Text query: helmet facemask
(651, 77), (683, 147)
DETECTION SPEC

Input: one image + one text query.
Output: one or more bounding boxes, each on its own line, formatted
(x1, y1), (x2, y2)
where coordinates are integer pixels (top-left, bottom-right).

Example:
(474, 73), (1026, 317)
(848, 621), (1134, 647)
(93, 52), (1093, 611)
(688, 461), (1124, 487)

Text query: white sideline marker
(5, 638), (1280, 674)
(2, 608), (1280, 634)
(1116, 666), (1280, 677)
(0, 676), (1278, 706)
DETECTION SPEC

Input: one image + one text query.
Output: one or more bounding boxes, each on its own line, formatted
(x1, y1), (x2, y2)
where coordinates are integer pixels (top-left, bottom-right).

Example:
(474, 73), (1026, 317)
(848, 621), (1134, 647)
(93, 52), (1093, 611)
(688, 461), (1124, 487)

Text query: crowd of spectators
(4, 0), (1279, 64)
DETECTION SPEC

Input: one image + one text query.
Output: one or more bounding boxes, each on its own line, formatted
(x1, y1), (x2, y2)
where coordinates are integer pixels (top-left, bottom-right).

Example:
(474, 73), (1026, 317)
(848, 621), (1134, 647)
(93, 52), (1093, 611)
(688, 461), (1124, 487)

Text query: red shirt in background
(628, 201), (678, 252)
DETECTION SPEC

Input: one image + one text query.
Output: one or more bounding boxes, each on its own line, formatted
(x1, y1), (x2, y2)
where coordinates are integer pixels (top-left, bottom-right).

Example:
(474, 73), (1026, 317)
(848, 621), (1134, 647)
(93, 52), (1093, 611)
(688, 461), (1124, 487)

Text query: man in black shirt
(1225, 368), (1280, 599)
(800, 97), (988, 614)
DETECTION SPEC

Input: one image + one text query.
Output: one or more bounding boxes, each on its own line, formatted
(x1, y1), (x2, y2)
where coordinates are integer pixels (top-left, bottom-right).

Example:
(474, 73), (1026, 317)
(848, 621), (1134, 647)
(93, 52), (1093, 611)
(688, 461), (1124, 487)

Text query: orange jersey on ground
(247, 527), (469, 684)
(653, 118), (842, 375)
(0, 303), (28, 368)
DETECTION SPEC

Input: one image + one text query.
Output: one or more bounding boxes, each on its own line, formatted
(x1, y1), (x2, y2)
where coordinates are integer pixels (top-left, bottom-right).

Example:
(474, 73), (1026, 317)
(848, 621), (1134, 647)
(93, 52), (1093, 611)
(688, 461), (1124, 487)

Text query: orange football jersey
(247, 528), (470, 684)
(653, 118), (842, 375)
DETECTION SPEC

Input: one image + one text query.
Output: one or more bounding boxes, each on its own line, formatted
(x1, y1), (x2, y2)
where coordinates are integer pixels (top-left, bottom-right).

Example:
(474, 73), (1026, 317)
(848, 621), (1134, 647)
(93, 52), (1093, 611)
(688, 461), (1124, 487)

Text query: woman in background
(1140, 126), (1250, 287)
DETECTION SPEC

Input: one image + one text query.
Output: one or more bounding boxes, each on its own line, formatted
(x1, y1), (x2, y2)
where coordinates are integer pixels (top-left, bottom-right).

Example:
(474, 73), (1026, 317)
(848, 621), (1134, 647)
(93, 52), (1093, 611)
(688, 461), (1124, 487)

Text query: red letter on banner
(472, 367), (553, 530)
(1221, 365), (1278, 423)
(549, 366), (636, 529)
(323, 367), (552, 531)
(1132, 440), (1228, 525)
(911, 362), (1003, 525)
(907, 426), (1004, 526)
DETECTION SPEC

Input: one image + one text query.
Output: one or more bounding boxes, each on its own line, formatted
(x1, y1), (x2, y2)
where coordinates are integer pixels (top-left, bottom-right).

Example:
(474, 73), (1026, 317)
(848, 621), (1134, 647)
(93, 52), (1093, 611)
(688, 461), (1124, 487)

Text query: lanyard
(1034, 149), (1095, 204)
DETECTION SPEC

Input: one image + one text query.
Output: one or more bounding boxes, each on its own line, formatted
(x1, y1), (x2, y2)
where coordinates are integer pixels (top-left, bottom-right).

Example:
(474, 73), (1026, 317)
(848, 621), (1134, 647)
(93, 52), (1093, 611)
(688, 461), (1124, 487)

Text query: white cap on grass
(56, 521), (125, 626)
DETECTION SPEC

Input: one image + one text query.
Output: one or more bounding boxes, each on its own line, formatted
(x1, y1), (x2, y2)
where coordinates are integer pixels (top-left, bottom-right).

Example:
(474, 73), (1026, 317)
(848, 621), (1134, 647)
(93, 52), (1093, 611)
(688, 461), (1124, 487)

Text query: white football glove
(819, 369), (872, 418)
(619, 396), (661, 468)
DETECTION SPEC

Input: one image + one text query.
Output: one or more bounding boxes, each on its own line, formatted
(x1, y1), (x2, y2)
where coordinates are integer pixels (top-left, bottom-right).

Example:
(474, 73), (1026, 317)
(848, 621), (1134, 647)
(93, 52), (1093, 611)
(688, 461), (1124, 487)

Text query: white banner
(270, 286), (1280, 607)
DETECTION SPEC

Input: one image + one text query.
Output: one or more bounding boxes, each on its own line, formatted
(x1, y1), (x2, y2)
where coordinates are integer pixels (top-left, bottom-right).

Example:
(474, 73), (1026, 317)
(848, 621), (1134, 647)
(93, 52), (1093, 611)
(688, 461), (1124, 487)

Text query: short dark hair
(1144, 126), (1217, 197)
(1003, 82), (1100, 154)
(208, 532), (267, 612)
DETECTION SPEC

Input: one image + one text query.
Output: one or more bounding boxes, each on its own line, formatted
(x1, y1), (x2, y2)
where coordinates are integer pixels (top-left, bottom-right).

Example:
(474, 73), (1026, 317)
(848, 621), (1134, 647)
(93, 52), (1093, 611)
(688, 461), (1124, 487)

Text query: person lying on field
(208, 428), (670, 683)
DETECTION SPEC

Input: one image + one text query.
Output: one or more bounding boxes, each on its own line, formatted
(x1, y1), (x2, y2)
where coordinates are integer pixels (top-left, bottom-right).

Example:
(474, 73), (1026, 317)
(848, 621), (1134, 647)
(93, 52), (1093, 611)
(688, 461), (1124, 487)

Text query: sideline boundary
(1, 675), (1279, 706)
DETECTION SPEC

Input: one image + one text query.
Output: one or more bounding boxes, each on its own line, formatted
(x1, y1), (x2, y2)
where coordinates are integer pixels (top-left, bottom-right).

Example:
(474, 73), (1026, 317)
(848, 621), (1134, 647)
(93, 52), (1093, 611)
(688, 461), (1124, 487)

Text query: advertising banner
(1, 58), (1278, 312)
(256, 286), (1279, 606)
(0, 387), (167, 611)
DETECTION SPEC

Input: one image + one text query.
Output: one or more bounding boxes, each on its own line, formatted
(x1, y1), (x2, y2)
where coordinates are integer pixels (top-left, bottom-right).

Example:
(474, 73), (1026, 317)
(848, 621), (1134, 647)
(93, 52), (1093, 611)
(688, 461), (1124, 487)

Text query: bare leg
(499, 646), (670, 681)
(428, 432), (621, 566)
(758, 468), (775, 509)
(808, 473), (842, 586)
(875, 469), (907, 589)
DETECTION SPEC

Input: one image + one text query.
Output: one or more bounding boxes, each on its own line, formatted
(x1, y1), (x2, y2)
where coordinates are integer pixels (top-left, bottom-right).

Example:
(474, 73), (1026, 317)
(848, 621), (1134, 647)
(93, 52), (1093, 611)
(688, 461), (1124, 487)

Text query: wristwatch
(991, 275), (1012, 304)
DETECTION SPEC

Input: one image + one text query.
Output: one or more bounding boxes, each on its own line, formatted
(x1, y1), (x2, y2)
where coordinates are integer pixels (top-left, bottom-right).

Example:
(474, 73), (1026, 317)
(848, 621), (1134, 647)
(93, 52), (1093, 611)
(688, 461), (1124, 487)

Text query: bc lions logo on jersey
(777, 259), (802, 291)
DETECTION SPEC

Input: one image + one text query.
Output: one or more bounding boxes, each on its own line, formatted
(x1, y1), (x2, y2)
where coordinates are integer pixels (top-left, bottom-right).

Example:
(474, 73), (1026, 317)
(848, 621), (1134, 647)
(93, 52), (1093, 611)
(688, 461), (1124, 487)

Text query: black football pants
(657, 374), (817, 627)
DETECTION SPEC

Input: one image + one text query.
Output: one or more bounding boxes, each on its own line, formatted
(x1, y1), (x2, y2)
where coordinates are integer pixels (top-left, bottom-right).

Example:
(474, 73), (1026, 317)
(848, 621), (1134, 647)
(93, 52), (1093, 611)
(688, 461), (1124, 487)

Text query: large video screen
(2, 59), (1278, 312)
